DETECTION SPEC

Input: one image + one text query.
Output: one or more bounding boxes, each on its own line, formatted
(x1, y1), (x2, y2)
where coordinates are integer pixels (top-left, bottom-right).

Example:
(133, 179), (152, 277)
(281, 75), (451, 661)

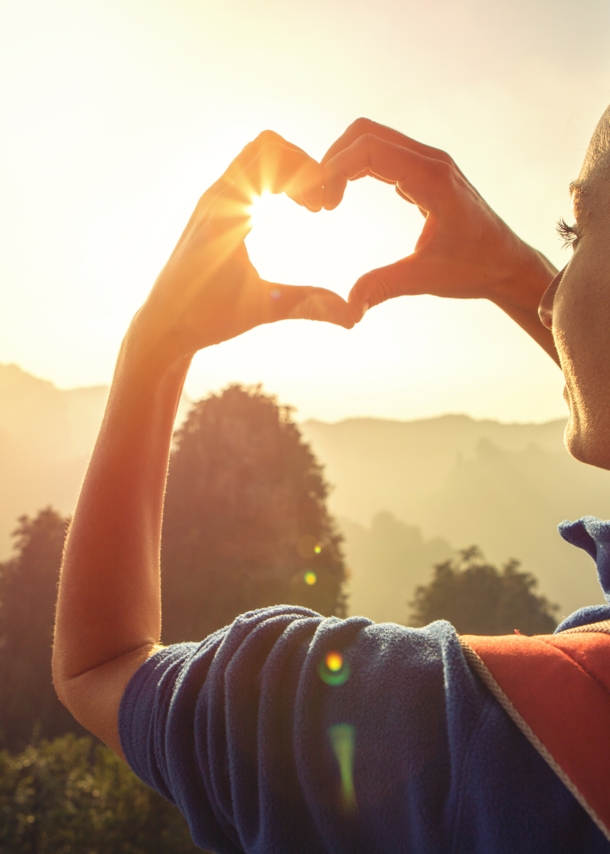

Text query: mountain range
(2, 362), (609, 623)
(300, 416), (610, 621)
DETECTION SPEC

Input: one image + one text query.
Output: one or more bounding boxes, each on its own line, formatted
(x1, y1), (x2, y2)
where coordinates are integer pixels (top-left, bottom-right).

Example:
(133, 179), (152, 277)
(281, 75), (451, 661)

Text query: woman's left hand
(133, 130), (355, 368)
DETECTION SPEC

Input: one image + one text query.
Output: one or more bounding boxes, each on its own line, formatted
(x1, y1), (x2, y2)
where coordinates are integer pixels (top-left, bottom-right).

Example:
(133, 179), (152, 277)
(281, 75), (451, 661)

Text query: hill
(300, 417), (610, 619)
(1, 364), (609, 620)
(0, 364), (108, 556)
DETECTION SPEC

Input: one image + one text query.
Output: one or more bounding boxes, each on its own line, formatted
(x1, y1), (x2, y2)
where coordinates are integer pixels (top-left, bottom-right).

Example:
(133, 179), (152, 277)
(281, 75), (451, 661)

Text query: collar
(556, 517), (610, 631)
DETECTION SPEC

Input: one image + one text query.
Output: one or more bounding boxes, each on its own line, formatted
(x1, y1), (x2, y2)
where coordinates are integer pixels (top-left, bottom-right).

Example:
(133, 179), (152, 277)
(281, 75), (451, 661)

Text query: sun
(247, 189), (273, 224)
(245, 190), (317, 288)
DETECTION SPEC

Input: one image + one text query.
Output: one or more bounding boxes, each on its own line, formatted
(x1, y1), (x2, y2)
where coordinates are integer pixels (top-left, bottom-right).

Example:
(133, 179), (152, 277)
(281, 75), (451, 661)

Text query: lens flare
(297, 534), (320, 558)
(329, 723), (357, 813)
(318, 650), (350, 686)
(326, 651), (343, 672)
(304, 571), (317, 585)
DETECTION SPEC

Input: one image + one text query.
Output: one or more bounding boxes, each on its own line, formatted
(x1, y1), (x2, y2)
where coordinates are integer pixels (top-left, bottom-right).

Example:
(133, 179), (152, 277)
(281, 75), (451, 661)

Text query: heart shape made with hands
(245, 179), (422, 303)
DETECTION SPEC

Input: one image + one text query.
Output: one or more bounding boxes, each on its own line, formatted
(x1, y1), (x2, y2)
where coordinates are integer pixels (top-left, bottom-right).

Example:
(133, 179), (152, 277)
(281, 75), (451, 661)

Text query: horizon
(0, 358), (570, 428)
(0, 358), (600, 618)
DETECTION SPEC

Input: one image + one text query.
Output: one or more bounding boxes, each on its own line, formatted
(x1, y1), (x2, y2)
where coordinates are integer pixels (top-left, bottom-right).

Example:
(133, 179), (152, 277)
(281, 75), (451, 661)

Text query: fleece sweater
(118, 517), (610, 853)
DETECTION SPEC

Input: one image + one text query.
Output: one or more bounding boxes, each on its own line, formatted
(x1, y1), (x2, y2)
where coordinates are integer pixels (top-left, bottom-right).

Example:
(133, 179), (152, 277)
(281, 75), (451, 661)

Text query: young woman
(53, 112), (610, 852)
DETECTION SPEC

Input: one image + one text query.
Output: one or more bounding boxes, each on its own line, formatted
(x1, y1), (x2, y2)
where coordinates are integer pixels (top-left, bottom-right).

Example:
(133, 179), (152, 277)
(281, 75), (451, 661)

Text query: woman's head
(539, 104), (610, 470)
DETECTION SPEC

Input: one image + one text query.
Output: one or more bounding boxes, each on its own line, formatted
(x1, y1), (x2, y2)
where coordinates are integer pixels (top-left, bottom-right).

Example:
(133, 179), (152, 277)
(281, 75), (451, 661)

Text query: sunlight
(246, 178), (422, 299)
(247, 189), (272, 225)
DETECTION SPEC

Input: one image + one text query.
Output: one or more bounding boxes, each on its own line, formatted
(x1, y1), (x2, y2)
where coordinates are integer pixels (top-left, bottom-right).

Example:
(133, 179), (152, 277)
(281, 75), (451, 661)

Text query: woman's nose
(538, 266), (566, 329)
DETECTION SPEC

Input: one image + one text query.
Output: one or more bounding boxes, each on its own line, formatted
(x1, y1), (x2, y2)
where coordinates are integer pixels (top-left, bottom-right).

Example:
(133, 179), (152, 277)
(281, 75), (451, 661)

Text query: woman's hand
(132, 130), (354, 368)
(53, 130), (355, 756)
(322, 119), (558, 360)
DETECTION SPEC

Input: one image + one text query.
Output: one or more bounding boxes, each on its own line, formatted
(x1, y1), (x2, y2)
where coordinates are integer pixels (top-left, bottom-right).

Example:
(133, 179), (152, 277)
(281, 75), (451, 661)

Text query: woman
(53, 113), (610, 852)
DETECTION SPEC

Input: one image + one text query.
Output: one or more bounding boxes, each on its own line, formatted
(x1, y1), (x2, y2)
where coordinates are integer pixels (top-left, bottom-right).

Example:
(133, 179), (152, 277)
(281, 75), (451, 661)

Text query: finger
(321, 118), (453, 167)
(260, 282), (356, 329)
(195, 142), (326, 270)
(227, 141), (323, 209)
(323, 149), (400, 212)
(326, 135), (450, 213)
(290, 159), (324, 212)
(176, 131), (311, 247)
(322, 164), (348, 210)
(348, 256), (421, 317)
(244, 144), (324, 211)
(203, 130), (310, 206)
(213, 141), (325, 226)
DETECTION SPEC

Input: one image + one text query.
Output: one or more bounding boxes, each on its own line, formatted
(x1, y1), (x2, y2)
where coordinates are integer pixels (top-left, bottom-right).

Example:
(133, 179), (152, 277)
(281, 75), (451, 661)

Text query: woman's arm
(322, 118), (559, 364)
(52, 131), (354, 756)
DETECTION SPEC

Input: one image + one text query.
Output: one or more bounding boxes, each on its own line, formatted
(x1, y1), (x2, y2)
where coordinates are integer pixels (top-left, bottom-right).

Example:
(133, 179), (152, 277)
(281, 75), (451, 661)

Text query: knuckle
(373, 273), (395, 305)
(431, 147), (454, 164)
(348, 117), (375, 136)
(354, 273), (389, 309)
(254, 129), (279, 145)
(261, 139), (282, 155)
(354, 133), (379, 169)
(352, 132), (379, 155)
(431, 158), (455, 181)
(256, 139), (285, 166)
(359, 132), (378, 145)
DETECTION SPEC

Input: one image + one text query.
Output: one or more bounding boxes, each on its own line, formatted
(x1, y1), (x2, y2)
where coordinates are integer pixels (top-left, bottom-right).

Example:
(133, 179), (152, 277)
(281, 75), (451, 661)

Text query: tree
(0, 509), (89, 751)
(0, 734), (203, 853)
(161, 384), (347, 643)
(408, 546), (559, 635)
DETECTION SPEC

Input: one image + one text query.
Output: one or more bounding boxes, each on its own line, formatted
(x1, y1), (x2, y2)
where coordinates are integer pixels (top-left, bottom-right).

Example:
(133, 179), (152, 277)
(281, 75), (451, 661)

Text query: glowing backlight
(304, 570), (317, 585)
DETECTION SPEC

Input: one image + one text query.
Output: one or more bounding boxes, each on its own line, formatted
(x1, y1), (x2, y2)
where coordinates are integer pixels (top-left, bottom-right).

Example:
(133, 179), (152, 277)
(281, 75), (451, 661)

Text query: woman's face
(539, 105), (610, 470)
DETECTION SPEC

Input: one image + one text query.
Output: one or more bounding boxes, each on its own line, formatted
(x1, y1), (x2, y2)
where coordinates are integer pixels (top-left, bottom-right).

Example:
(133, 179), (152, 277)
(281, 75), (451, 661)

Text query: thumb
(348, 256), (420, 319)
(262, 283), (356, 329)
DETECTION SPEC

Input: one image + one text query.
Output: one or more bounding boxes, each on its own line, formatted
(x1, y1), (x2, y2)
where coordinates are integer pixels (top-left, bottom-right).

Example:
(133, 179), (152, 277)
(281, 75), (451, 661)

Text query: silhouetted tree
(162, 384), (347, 642)
(0, 508), (88, 751)
(408, 546), (559, 635)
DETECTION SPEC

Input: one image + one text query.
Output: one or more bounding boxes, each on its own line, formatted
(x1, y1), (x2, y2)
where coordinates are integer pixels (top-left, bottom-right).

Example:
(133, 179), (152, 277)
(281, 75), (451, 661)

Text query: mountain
(0, 364), (108, 556)
(1, 364), (609, 621)
(300, 417), (610, 619)
(0, 363), (108, 464)
(340, 512), (454, 625)
(299, 415), (569, 525)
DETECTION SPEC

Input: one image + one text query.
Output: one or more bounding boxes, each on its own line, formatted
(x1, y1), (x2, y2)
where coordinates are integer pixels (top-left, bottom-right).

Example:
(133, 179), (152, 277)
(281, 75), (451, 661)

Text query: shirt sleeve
(119, 605), (491, 853)
(118, 605), (606, 854)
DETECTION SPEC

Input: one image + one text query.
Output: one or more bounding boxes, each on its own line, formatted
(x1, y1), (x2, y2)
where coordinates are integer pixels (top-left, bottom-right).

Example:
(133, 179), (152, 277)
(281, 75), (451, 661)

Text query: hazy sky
(1, 0), (609, 422)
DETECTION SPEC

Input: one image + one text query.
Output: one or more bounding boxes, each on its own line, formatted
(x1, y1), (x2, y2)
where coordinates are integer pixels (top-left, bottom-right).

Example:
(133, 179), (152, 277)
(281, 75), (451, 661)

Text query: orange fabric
(462, 631), (610, 832)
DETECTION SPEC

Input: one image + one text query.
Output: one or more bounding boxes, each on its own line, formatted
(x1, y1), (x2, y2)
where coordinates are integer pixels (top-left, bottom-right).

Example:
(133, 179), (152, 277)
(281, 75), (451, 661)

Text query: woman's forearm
(53, 324), (190, 686)
(51, 134), (346, 752)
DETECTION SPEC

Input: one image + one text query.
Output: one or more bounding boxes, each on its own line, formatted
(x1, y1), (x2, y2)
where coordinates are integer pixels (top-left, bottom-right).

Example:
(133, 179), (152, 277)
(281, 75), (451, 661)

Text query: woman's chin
(564, 410), (610, 470)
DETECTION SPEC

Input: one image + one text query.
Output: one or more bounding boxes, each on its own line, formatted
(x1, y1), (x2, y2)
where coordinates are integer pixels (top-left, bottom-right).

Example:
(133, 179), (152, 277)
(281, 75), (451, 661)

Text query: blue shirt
(119, 517), (610, 853)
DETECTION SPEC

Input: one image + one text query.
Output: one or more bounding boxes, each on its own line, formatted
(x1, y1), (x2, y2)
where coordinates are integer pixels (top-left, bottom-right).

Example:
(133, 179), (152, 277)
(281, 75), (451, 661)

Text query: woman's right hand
(321, 119), (558, 359)
(130, 130), (355, 371)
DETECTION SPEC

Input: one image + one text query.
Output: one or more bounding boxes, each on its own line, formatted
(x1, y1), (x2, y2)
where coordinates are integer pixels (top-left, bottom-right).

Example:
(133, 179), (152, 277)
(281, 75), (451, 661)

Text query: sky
(1, 0), (609, 423)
